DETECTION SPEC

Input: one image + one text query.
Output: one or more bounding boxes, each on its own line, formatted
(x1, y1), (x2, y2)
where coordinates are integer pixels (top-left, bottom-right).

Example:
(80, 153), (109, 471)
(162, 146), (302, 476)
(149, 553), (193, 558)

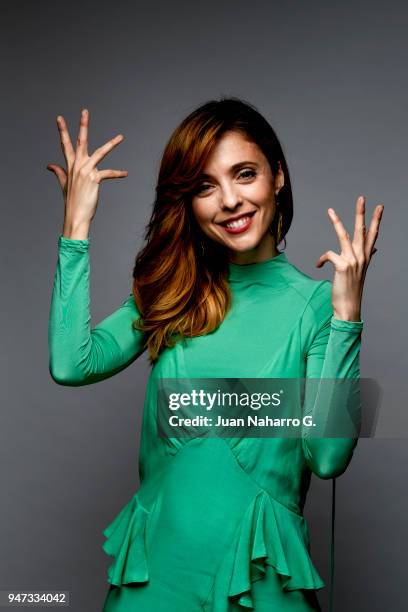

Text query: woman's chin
(222, 230), (267, 251)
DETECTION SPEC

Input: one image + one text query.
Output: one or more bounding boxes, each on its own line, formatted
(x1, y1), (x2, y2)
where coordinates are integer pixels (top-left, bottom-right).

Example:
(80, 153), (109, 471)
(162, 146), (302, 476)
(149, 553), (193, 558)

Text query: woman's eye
(239, 169), (256, 179)
(195, 170), (256, 195)
(196, 183), (211, 194)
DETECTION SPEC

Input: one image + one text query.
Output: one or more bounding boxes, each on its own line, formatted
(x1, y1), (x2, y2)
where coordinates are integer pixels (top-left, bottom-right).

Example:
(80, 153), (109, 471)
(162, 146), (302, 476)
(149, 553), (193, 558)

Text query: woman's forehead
(201, 133), (264, 173)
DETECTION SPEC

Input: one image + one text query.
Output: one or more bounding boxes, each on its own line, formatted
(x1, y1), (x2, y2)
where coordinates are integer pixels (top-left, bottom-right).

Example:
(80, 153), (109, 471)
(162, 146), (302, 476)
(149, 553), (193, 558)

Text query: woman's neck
(227, 233), (280, 265)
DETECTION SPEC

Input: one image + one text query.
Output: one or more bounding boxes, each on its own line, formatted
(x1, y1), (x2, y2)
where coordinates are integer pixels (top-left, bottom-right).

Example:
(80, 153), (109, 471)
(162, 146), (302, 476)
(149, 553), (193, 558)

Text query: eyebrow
(198, 160), (259, 180)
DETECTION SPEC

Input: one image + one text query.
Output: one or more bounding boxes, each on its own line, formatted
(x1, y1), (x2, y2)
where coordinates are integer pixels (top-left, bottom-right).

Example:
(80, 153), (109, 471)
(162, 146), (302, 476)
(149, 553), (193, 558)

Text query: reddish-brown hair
(131, 97), (293, 364)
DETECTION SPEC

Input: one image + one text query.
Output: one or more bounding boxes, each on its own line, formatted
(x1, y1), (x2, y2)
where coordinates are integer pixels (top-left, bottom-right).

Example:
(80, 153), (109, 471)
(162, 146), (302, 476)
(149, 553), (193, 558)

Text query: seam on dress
(300, 280), (332, 356)
(199, 488), (263, 610)
(220, 439), (302, 517)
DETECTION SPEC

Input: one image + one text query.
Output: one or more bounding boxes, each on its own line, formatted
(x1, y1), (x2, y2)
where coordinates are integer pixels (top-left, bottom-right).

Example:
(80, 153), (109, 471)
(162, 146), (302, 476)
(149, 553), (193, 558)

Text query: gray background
(1, 0), (406, 610)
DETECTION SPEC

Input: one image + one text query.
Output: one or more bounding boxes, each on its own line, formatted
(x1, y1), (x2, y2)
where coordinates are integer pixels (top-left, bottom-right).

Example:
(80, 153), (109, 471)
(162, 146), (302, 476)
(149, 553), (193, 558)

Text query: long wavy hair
(131, 97), (293, 364)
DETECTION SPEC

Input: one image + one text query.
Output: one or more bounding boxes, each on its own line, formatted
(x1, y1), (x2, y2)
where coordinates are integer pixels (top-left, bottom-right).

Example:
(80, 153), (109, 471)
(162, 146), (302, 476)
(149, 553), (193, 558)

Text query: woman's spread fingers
(82, 134), (125, 172)
(364, 204), (384, 259)
(56, 115), (75, 168)
(96, 169), (128, 182)
(327, 207), (356, 260)
(46, 164), (68, 191)
(352, 196), (366, 251)
(75, 108), (89, 158)
(315, 249), (343, 269)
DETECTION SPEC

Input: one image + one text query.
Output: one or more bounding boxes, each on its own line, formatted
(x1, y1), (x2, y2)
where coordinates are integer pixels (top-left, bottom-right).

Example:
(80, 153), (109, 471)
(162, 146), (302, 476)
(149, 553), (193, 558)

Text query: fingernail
(82, 108), (88, 114)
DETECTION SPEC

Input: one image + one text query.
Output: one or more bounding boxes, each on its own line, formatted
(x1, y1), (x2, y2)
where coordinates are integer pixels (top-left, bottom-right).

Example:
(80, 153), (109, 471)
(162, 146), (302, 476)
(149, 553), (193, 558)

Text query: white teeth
(225, 216), (250, 229)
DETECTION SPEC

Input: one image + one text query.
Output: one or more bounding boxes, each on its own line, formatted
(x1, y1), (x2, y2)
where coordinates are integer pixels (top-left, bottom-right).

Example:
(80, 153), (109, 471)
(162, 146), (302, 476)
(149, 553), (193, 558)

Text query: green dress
(48, 235), (364, 611)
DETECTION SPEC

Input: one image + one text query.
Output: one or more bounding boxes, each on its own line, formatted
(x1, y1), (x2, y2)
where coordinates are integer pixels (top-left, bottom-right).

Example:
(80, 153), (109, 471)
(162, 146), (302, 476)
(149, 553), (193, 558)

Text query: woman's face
(191, 130), (285, 264)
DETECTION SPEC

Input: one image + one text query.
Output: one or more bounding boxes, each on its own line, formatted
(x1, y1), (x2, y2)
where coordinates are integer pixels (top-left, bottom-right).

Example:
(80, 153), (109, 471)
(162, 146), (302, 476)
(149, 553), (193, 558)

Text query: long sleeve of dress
(48, 235), (147, 386)
(301, 280), (364, 479)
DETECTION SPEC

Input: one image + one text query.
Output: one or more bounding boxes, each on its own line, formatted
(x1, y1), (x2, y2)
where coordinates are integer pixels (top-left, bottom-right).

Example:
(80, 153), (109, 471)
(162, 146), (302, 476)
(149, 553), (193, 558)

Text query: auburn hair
(131, 97), (293, 364)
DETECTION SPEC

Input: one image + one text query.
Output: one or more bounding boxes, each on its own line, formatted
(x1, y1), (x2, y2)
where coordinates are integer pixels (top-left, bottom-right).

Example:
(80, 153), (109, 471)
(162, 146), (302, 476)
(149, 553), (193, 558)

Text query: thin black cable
(329, 477), (336, 612)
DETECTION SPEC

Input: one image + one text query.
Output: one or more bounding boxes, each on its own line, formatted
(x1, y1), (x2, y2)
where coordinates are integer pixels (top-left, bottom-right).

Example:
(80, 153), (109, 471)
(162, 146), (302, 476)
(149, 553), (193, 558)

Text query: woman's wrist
(62, 217), (91, 240)
(332, 311), (361, 322)
(333, 302), (362, 322)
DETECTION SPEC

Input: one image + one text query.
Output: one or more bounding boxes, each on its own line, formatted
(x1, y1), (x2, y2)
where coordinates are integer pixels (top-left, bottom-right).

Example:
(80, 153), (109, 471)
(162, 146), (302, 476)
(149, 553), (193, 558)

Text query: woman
(47, 98), (383, 611)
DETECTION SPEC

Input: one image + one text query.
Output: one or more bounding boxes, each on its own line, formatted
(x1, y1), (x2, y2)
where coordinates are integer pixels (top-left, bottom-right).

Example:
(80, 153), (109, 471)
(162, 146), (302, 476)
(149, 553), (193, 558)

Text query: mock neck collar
(227, 251), (290, 288)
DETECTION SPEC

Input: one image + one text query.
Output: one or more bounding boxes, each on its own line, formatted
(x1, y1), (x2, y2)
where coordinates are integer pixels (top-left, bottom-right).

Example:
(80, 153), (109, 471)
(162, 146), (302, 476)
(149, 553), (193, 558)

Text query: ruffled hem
(102, 488), (324, 607)
(102, 493), (150, 586)
(226, 489), (325, 609)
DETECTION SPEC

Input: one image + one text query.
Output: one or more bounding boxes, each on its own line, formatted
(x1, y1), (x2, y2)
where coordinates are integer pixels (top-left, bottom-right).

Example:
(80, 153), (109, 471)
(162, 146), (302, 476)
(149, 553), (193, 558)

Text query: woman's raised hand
(47, 108), (128, 239)
(315, 196), (384, 322)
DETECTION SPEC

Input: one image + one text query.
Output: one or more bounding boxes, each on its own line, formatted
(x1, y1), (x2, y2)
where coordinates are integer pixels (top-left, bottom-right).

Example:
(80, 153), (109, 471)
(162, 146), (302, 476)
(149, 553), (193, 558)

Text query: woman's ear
(274, 161), (285, 196)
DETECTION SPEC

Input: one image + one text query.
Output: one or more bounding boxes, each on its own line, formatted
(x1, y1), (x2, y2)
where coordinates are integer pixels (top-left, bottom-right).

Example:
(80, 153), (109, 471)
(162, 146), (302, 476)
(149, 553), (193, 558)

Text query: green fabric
(49, 235), (364, 611)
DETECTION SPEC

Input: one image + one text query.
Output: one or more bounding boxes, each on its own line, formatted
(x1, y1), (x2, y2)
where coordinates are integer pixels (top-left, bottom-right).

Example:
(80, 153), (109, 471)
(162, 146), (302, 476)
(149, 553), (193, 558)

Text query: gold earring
(276, 212), (283, 244)
(268, 198), (282, 242)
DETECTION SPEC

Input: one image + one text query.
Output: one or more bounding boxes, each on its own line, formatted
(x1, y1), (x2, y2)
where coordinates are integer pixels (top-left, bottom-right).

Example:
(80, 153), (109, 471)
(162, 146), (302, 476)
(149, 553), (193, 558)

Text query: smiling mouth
(217, 211), (257, 235)
(218, 211), (256, 228)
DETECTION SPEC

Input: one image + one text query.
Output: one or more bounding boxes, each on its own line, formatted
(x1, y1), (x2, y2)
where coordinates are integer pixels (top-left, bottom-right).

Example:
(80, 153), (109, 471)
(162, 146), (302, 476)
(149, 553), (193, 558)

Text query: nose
(219, 182), (243, 210)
